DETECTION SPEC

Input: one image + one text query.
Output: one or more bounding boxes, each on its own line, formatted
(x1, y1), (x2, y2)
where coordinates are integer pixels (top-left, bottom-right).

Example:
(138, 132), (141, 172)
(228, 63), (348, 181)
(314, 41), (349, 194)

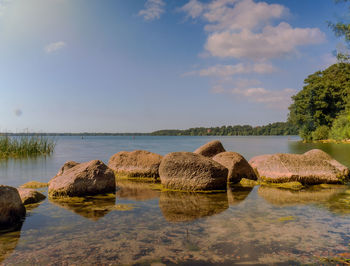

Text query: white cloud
(181, 0), (325, 60)
(138, 0), (165, 21)
(45, 41), (66, 53)
(215, 84), (296, 109)
(186, 62), (277, 77)
(206, 22), (325, 60)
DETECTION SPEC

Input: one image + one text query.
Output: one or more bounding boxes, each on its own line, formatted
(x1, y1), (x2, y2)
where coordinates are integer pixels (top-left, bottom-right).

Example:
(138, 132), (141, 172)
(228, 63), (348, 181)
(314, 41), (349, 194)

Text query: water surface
(1, 136), (350, 265)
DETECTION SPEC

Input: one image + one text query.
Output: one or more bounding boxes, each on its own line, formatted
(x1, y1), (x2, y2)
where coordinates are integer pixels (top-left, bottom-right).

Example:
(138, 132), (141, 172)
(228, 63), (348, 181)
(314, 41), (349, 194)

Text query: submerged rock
(108, 150), (163, 178)
(0, 224), (22, 263)
(159, 152), (228, 191)
(159, 191), (228, 222)
(17, 188), (46, 205)
(194, 140), (225, 158)
(0, 186), (26, 227)
(212, 151), (257, 183)
(249, 149), (350, 184)
(48, 160), (116, 197)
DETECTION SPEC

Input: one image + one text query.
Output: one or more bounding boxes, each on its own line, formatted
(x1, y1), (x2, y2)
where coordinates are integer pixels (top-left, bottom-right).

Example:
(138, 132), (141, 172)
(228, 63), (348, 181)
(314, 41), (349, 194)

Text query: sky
(0, 0), (348, 133)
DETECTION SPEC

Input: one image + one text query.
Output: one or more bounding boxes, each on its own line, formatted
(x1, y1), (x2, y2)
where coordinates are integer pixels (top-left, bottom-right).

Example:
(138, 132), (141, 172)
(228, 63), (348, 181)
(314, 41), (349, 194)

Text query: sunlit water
(1, 136), (350, 265)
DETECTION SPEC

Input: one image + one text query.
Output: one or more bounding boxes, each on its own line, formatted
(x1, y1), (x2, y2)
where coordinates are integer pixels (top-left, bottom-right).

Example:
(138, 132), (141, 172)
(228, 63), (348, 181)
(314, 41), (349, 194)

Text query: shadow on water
(116, 180), (160, 201)
(49, 193), (117, 221)
(0, 223), (23, 263)
(159, 191), (229, 222)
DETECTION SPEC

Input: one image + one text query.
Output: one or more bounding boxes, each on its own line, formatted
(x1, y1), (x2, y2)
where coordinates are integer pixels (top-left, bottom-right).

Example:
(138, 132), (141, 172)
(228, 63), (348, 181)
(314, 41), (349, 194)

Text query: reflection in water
(227, 185), (253, 206)
(0, 224), (22, 263)
(322, 189), (350, 215)
(258, 185), (346, 206)
(49, 194), (117, 221)
(159, 191), (228, 222)
(116, 180), (160, 201)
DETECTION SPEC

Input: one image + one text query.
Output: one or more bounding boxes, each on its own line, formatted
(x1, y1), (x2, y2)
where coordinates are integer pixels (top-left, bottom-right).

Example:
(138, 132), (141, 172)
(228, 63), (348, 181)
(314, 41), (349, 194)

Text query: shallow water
(1, 136), (350, 265)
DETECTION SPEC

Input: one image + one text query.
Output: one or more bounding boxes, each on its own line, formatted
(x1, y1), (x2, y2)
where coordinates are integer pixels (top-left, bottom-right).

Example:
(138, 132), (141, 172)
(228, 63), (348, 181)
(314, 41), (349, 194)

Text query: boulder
(194, 140), (225, 158)
(49, 161), (80, 184)
(0, 186), (26, 227)
(159, 152), (228, 191)
(108, 150), (163, 178)
(212, 151), (257, 183)
(159, 191), (228, 222)
(17, 188), (46, 205)
(249, 149), (350, 184)
(48, 160), (116, 198)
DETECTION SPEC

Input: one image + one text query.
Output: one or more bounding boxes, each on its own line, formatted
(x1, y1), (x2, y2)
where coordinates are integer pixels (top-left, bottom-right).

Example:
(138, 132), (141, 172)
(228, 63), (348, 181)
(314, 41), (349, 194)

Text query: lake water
(1, 136), (350, 265)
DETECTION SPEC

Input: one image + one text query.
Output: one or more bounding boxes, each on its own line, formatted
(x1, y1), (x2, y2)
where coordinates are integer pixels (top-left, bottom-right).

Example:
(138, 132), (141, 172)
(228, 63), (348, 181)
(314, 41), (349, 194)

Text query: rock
(108, 150), (163, 178)
(159, 152), (228, 191)
(49, 161), (80, 184)
(194, 140), (225, 158)
(48, 160), (116, 198)
(0, 186), (26, 227)
(17, 188), (46, 205)
(159, 191), (228, 222)
(57, 161), (80, 176)
(249, 149), (350, 184)
(212, 151), (257, 183)
(20, 181), (48, 189)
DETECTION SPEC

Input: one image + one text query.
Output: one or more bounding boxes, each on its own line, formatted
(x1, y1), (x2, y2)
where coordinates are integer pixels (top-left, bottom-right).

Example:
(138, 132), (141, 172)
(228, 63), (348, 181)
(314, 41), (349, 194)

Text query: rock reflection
(321, 188), (350, 215)
(258, 185), (346, 206)
(49, 194), (117, 221)
(159, 191), (228, 222)
(0, 223), (22, 263)
(116, 180), (160, 201)
(227, 185), (253, 206)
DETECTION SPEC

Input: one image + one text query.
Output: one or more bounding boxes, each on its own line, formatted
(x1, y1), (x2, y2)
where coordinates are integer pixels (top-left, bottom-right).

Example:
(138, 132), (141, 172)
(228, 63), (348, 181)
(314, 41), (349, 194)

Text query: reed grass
(0, 135), (56, 159)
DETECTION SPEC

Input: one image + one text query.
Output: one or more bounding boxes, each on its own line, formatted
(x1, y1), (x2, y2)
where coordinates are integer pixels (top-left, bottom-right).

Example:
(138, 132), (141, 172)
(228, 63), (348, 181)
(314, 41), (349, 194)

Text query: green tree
(288, 63), (350, 140)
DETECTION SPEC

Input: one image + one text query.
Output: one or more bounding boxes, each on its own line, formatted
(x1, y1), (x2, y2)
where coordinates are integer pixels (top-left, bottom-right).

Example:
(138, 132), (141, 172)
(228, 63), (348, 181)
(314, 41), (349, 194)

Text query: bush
(330, 113), (350, 141)
(311, 126), (330, 140)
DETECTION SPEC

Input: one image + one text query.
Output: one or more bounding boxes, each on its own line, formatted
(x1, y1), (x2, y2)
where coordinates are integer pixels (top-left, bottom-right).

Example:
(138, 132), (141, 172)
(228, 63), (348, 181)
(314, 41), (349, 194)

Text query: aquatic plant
(0, 135), (55, 159)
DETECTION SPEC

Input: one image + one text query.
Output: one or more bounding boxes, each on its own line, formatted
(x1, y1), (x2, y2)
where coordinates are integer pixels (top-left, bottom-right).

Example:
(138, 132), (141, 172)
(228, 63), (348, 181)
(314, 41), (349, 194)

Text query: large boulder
(49, 161), (80, 185)
(159, 152), (228, 191)
(108, 150), (163, 178)
(17, 188), (46, 205)
(212, 151), (257, 183)
(0, 186), (26, 227)
(194, 140), (225, 158)
(48, 160), (116, 198)
(249, 149), (350, 184)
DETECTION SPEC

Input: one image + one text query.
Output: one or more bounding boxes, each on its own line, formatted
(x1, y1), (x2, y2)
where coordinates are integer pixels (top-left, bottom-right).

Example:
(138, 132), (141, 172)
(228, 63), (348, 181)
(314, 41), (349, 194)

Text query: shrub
(330, 113), (350, 141)
(311, 126), (330, 140)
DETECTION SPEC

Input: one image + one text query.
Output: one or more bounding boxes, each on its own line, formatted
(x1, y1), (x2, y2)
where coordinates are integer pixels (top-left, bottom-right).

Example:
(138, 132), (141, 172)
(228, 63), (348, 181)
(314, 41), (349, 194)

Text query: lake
(1, 136), (350, 265)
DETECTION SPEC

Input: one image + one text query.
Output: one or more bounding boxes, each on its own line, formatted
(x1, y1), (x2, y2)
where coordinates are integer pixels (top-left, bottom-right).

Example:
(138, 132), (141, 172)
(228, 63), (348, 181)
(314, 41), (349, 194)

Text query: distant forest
(151, 122), (298, 136)
(1, 122), (298, 136)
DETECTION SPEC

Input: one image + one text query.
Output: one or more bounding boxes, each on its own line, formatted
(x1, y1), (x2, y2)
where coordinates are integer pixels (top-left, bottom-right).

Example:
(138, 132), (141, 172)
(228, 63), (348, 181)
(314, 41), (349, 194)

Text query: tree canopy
(288, 63), (350, 140)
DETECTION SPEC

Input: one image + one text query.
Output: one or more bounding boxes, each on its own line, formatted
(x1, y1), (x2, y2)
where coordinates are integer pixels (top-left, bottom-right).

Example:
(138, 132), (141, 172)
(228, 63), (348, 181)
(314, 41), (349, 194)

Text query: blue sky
(0, 0), (348, 133)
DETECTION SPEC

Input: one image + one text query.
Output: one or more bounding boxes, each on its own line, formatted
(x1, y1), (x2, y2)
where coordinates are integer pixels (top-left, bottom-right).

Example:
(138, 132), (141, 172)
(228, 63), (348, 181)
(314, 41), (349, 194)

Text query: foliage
(311, 125), (330, 140)
(329, 113), (350, 140)
(288, 63), (350, 140)
(151, 122), (298, 136)
(0, 135), (56, 159)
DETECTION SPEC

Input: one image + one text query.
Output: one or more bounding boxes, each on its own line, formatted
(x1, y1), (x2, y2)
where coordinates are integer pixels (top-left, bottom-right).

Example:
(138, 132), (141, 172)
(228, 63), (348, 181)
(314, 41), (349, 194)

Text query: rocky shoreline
(1, 140), (349, 229)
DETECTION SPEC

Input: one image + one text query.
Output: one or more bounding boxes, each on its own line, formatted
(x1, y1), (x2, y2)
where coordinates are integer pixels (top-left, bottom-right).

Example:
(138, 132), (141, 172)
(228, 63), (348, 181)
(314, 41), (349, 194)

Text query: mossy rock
(260, 181), (304, 190)
(20, 181), (48, 189)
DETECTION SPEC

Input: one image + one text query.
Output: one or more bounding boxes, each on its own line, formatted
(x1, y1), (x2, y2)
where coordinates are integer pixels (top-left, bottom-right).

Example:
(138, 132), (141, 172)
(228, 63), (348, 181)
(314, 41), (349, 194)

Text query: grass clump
(0, 135), (55, 159)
